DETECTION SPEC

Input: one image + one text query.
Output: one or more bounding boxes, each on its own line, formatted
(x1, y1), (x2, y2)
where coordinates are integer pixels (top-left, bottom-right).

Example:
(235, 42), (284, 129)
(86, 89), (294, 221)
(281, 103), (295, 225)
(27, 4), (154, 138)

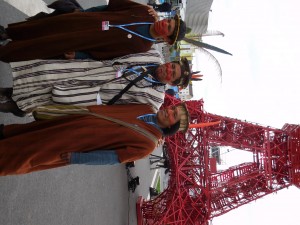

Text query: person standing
(0, 54), (195, 116)
(0, 0), (186, 62)
(0, 103), (190, 176)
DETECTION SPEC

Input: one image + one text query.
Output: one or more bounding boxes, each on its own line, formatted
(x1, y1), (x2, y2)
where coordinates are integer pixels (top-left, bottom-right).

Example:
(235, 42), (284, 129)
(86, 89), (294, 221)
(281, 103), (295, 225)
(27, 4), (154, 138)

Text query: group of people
(0, 0), (195, 176)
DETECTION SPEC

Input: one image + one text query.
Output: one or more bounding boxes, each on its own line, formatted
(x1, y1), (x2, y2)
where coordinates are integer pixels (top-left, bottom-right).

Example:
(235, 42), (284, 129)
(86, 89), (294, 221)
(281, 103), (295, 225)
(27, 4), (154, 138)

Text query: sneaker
(7, 100), (26, 117)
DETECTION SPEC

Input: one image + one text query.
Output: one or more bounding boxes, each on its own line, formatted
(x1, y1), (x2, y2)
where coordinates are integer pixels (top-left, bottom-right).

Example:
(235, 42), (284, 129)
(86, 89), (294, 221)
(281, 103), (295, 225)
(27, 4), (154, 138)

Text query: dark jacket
(0, 0), (155, 62)
(0, 104), (161, 175)
(27, 0), (83, 20)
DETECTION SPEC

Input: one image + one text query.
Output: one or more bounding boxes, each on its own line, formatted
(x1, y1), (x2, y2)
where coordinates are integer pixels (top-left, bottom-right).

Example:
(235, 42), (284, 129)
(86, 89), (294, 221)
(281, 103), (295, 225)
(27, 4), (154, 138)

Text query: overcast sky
(193, 0), (299, 128)
(192, 1), (300, 225)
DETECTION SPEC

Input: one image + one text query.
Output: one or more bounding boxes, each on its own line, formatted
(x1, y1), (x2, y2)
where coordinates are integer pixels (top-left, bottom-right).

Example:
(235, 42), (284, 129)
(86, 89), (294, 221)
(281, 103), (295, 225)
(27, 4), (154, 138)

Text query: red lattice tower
(136, 96), (300, 225)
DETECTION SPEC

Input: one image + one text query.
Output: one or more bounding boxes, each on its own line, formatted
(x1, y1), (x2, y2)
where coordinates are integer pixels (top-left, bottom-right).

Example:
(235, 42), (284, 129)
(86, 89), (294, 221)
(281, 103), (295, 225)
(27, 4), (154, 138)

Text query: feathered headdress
(177, 58), (203, 89)
(191, 72), (203, 81)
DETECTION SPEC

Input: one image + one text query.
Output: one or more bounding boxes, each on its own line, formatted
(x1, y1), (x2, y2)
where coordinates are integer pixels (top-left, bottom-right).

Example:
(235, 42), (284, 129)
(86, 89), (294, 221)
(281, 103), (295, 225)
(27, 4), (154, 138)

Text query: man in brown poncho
(0, 103), (190, 176)
(0, 0), (186, 62)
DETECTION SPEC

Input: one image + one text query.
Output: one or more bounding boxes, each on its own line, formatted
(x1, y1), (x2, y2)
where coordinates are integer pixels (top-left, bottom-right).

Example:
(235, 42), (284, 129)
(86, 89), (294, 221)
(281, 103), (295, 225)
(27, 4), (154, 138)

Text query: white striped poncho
(10, 49), (166, 113)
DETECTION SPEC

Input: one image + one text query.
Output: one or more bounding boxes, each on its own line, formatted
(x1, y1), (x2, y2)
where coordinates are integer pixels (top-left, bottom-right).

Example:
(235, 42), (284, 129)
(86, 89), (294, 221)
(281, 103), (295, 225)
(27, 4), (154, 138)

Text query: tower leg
(136, 196), (144, 225)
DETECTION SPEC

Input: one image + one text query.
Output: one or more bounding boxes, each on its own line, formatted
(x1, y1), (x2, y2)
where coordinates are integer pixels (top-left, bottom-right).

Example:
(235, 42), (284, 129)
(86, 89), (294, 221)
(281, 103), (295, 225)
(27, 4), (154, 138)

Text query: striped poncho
(10, 49), (166, 113)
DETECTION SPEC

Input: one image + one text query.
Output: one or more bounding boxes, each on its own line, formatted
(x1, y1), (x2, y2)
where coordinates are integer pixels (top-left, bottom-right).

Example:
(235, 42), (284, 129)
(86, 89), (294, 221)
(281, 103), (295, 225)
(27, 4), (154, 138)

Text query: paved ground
(0, 1), (164, 225)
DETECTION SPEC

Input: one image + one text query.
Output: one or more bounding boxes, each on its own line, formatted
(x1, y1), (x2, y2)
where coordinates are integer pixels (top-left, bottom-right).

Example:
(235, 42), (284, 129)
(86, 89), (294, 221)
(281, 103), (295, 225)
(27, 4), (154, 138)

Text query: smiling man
(51, 57), (192, 111)
(0, 0), (186, 62)
(0, 103), (190, 176)
(0, 52), (193, 116)
(155, 60), (182, 85)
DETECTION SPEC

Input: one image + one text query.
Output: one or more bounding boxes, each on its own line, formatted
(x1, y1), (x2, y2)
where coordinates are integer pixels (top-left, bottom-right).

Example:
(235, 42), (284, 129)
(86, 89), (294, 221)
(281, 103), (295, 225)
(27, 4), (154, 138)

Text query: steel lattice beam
(137, 96), (300, 225)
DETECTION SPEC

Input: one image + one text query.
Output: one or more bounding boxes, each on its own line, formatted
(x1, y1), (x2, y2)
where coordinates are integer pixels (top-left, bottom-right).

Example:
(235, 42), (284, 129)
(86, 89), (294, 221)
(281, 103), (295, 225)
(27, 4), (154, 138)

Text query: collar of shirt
(126, 65), (162, 84)
(137, 114), (163, 133)
(136, 24), (153, 40)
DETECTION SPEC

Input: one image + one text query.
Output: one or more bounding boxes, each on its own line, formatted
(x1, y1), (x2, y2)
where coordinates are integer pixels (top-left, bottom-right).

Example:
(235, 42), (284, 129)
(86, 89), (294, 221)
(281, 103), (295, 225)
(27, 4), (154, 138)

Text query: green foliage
(156, 177), (161, 193)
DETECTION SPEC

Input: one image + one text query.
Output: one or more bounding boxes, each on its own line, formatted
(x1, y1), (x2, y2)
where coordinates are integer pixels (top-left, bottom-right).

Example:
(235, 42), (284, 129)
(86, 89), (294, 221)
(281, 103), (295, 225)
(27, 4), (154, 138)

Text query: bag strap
(107, 69), (148, 105)
(86, 111), (159, 144)
(34, 106), (159, 145)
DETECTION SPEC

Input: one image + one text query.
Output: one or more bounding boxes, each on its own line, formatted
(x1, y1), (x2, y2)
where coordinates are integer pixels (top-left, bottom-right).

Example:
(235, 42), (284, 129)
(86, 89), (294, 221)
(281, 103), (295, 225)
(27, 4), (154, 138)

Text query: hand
(157, 138), (165, 147)
(60, 152), (71, 162)
(148, 7), (159, 22)
(64, 51), (75, 59)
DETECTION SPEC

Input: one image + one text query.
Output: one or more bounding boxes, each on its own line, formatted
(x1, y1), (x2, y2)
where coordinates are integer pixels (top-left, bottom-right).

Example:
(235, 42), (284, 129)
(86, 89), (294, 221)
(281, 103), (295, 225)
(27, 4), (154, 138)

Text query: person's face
(155, 62), (181, 85)
(157, 106), (181, 128)
(153, 19), (175, 38)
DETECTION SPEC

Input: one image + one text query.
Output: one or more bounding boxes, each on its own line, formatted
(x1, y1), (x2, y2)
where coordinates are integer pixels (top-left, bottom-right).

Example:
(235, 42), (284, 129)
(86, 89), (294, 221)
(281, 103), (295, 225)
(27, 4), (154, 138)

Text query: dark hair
(162, 121), (180, 136)
(178, 57), (192, 88)
(168, 15), (187, 45)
